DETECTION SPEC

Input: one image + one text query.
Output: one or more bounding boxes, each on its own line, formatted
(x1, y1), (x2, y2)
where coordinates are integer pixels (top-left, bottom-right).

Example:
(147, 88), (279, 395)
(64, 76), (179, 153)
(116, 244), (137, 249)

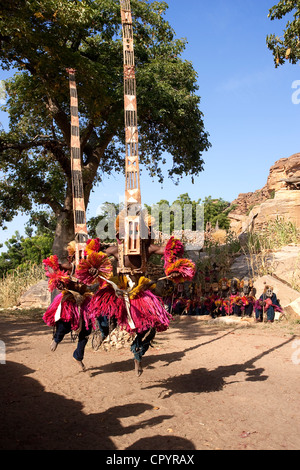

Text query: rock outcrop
(229, 153), (300, 235)
(229, 245), (300, 318)
(247, 189), (300, 233)
(267, 153), (300, 192)
(18, 280), (51, 309)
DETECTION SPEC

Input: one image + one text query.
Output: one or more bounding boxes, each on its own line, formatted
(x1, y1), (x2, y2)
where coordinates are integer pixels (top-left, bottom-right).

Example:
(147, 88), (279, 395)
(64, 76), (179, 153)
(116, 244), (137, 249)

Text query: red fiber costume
(43, 290), (91, 332)
(42, 253), (92, 332)
(88, 276), (172, 334)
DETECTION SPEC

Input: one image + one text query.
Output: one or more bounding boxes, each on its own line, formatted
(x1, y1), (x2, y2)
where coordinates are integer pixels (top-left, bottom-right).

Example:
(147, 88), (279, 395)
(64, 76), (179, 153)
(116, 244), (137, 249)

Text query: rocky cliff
(229, 153), (300, 235)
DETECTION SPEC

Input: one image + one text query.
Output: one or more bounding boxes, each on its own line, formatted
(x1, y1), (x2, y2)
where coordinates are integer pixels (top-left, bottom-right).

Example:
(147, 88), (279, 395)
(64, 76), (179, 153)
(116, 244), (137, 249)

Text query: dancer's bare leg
(134, 359), (143, 376)
(50, 340), (58, 352)
(73, 357), (86, 372)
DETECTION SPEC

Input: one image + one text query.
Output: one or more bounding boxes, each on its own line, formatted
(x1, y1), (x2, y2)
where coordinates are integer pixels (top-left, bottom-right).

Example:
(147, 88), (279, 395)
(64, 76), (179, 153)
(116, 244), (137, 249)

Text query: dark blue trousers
(54, 320), (91, 361)
(96, 315), (117, 339)
(130, 328), (156, 362)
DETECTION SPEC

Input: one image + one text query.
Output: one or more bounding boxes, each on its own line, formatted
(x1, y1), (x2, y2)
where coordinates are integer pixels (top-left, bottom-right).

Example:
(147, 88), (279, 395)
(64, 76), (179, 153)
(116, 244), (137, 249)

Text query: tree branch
(44, 94), (71, 146)
(0, 136), (63, 153)
(0, 136), (72, 178)
(80, 120), (95, 153)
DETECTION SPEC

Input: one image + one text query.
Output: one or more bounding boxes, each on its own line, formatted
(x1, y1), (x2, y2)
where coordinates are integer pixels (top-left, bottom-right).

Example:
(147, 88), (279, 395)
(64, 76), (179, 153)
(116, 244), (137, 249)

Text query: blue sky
(1, 0), (300, 249)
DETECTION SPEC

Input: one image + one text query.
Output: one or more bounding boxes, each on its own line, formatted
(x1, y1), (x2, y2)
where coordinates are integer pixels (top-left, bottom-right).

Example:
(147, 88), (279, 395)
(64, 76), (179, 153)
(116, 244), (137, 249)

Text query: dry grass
(196, 218), (300, 293)
(290, 255), (300, 291)
(211, 229), (227, 245)
(0, 263), (45, 309)
(244, 218), (300, 283)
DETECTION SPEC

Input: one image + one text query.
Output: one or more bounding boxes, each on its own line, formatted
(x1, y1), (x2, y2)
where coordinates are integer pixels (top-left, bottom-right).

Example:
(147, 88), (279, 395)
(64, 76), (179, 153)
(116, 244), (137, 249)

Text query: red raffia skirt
(88, 286), (172, 334)
(43, 292), (91, 331)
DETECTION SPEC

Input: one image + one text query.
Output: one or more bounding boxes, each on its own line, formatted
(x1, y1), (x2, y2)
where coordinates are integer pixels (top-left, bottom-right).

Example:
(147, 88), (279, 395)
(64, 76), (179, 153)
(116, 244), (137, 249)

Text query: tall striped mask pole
(119, 0), (143, 259)
(67, 68), (88, 266)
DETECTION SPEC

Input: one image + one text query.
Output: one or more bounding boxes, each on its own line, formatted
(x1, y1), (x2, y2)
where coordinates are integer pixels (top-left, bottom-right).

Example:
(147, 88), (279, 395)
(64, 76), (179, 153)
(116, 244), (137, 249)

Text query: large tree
(267, 0), (300, 66)
(0, 0), (210, 261)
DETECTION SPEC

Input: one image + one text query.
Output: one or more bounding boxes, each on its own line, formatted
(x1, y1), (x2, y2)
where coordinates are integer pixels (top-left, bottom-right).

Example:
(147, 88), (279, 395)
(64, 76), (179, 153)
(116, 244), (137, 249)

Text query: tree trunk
(51, 209), (75, 264)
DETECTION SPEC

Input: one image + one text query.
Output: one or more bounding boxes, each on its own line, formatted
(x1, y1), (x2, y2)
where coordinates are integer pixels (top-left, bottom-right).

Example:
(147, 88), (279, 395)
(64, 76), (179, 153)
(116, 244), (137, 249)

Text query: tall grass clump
(259, 217), (299, 249)
(244, 217), (300, 279)
(196, 230), (242, 280)
(291, 253), (300, 292)
(0, 263), (45, 308)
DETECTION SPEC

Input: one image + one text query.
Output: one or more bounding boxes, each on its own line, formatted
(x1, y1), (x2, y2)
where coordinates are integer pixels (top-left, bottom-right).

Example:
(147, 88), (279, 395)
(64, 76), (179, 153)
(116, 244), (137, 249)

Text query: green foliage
(25, 210), (58, 236)
(145, 193), (233, 233)
(0, 230), (53, 276)
(87, 201), (122, 241)
(0, 0), (210, 236)
(267, 1), (300, 66)
(145, 193), (201, 234)
(202, 196), (233, 230)
(0, 192), (232, 273)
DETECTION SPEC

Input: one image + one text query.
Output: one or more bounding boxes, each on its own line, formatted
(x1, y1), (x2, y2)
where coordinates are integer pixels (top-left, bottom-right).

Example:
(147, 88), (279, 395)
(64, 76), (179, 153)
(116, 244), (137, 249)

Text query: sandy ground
(0, 310), (300, 451)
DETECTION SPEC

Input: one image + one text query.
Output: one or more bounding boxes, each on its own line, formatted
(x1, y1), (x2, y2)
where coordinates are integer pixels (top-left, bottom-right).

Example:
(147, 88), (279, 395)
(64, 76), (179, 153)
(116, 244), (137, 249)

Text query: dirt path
(0, 312), (299, 450)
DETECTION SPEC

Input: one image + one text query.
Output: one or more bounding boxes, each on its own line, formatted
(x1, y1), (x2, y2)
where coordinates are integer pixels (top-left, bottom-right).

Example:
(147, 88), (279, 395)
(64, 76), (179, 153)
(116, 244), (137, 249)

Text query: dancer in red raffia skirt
(76, 232), (196, 376)
(87, 275), (171, 334)
(76, 242), (172, 376)
(86, 274), (172, 376)
(42, 243), (97, 371)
